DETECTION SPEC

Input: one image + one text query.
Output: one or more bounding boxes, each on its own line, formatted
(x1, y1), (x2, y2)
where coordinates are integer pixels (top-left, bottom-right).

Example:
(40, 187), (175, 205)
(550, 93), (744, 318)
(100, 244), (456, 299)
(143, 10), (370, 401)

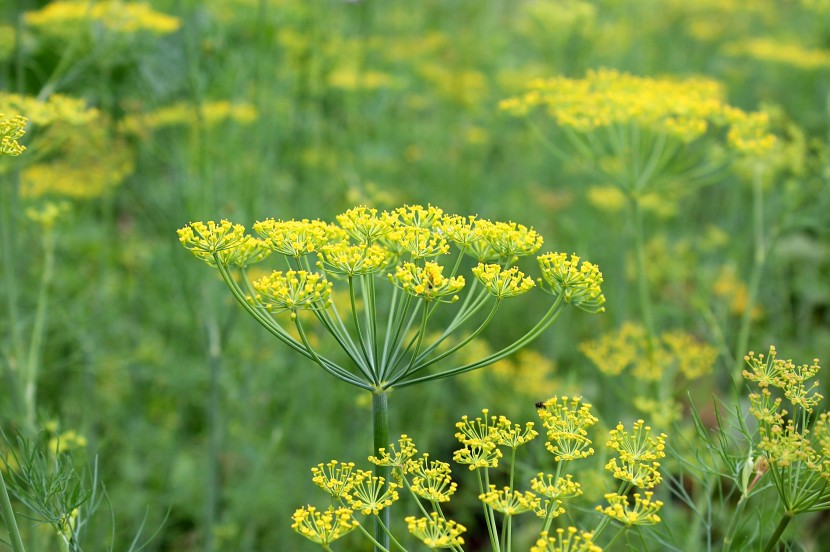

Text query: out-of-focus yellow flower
(25, 1), (181, 38)
(725, 38), (830, 70)
(580, 322), (717, 382)
(328, 67), (397, 91)
(501, 68), (776, 157)
(713, 265), (763, 320)
(0, 25), (14, 61)
(0, 93), (97, 127)
(25, 201), (71, 229)
(120, 101), (257, 135)
(48, 429), (88, 454)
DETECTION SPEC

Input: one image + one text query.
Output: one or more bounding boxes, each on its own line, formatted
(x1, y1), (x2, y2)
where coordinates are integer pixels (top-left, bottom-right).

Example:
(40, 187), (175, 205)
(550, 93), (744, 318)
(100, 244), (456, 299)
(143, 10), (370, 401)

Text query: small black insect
(535, 401), (546, 409)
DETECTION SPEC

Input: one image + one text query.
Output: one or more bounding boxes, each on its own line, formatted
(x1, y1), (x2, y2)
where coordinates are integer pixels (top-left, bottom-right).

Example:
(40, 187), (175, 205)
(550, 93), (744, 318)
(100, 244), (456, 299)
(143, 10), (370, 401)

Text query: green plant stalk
(0, 173), (25, 416)
(762, 511), (793, 552)
(24, 226), (57, 432)
(631, 195), (657, 354)
(205, 315), (222, 552)
(732, 164), (767, 391)
(372, 391), (390, 552)
(723, 494), (749, 552)
(0, 469), (26, 552)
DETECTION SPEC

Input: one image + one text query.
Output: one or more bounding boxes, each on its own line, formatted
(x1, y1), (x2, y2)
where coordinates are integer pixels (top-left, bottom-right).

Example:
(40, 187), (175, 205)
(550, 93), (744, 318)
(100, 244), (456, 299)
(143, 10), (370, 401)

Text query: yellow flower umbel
(501, 68), (776, 167)
(405, 512), (466, 549)
(479, 485), (540, 515)
(744, 346), (830, 520)
(291, 506), (359, 546)
(310, 460), (357, 500)
(597, 491), (663, 527)
(530, 527), (602, 552)
(24, 1), (181, 38)
(345, 470), (400, 515)
(0, 114), (27, 156)
(406, 455), (458, 503)
(537, 396), (599, 461)
(389, 261), (464, 302)
(253, 270), (332, 318)
(538, 253), (606, 313)
(177, 220), (248, 262)
(604, 420), (666, 489)
(473, 264), (536, 298)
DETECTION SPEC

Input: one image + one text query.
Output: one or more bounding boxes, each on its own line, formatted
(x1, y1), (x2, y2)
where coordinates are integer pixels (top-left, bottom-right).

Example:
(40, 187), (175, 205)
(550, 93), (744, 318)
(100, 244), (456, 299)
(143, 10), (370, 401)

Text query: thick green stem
(24, 227), (57, 432)
(372, 391), (390, 552)
(762, 512), (793, 552)
(631, 196), (657, 352)
(0, 469), (26, 552)
(723, 494), (749, 552)
(732, 165), (766, 390)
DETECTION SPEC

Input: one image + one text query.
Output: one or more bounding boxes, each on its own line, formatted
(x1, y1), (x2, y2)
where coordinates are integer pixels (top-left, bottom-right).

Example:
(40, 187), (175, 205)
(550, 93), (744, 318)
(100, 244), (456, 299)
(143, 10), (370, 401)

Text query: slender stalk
(0, 470), (25, 552)
(630, 195), (657, 353)
(722, 494), (749, 552)
(732, 164), (767, 390)
(24, 225), (57, 432)
(372, 391), (390, 552)
(762, 512), (793, 552)
(0, 173), (25, 417)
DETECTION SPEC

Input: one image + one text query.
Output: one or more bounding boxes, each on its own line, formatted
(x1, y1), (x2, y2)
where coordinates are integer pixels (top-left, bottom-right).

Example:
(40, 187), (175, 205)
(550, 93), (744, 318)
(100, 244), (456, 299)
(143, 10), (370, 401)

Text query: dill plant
(178, 204), (606, 549)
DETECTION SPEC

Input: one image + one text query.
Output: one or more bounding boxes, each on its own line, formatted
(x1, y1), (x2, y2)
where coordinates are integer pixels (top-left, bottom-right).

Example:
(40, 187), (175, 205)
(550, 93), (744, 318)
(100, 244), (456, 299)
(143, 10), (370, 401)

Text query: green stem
(0, 173), (25, 417)
(723, 494), (749, 552)
(372, 391), (390, 552)
(631, 195), (657, 352)
(0, 469), (25, 552)
(762, 512), (793, 552)
(24, 226), (57, 432)
(732, 165), (767, 390)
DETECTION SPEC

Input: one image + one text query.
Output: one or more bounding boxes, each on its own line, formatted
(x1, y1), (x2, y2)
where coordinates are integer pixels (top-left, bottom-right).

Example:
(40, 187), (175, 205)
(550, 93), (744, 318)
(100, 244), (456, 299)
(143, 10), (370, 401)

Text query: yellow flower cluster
(254, 219), (332, 257)
(178, 220), (248, 258)
(291, 506), (358, 546)
(453, 409), (507, 470)
(253, 270), (333, 318)
(319, 243), (389, 277)
(0, 113), (27, 156)
(386, 226), (449, 259)
(536, 396), (598, 461)
(472, 263), (536, 298)
(407, 456), (458, 503)
(725, 38), (830, 71)
(597, 491), (663, 526)
(0, 92), (98, 127)
(405, 512), (466, 548)
(501, 68), (776, 155)
(538, 253), (606, 313)
(744, 347), (830, 479)
(25, 2), (181, 37)
(120, 101), (257, 136)
(347, 470), (400, 515)
(25, 201), (71, 230)
(389, 261), (464, 302)
(310, 460), (356, 500)
(368, 434), (418, 471)
(479, 485), (540, 515)
(604, 420), (666, 489)
(580, 322), (717, 381)
(531, 473), (582, 518)
(21, 125), (135, 199)
(530, 527), (602, 552)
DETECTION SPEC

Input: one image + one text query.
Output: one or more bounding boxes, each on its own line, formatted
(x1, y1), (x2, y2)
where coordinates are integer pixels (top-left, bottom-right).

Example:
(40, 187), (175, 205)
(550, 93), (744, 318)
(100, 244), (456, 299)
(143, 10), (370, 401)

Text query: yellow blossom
(597, 491), (663, 526)
(310, 460), (357, 500)
(319, 243), (389, 276)
(291, 506), (358, 546)
(0, 113), (27, 156)
(254, 219), (332, 257)
(538, 253), (606, 313)
(405, 512), (466, 549)
(253, 270), (332, 317)
(472, 263), (536, 298)
(537, 396), (598, 461)
(605, 419), (666, 489)
(178, 220), (248, 260)
(388, 261), (464, 302)
(25, 1), (181, 37)
(479, 485), (540, 515)
(531, 527), (602, 552)
(345, 470), (399, 515)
